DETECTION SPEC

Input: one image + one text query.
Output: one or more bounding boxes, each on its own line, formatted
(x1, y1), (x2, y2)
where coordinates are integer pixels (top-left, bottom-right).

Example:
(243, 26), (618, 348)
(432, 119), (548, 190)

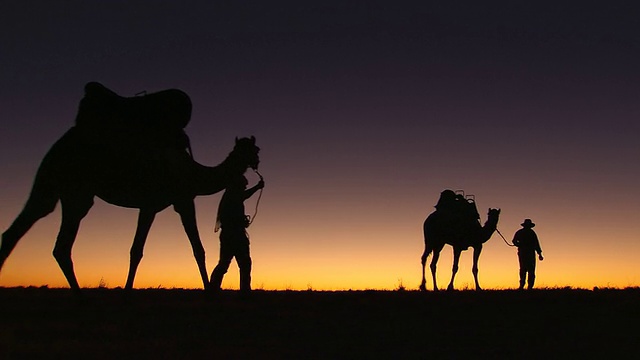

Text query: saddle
(74, 82), (192, 151)
(433, 190), (481, 239)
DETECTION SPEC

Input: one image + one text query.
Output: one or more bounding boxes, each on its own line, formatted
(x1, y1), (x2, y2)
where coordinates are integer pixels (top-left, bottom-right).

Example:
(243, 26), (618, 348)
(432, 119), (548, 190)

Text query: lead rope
(247, 169), (264, 227)
(496, 228), (516, 247)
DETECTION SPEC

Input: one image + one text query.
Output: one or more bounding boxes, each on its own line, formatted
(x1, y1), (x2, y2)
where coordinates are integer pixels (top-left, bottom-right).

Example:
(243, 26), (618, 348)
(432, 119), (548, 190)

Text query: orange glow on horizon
(1, 202), (638, 291)
(2, 158), (639, 291)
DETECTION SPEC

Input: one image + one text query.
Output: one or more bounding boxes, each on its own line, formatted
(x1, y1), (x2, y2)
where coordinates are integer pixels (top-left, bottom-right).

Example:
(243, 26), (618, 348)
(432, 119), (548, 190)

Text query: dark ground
(0, 287), (638, 359)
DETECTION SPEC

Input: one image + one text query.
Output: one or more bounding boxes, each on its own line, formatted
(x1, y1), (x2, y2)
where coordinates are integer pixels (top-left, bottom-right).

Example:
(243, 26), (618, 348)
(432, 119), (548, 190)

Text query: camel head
(233, 136), (260, 170)
(487, 208), (501, 219)
(485, 208), (501, 230)
(479, 208), (501, 243)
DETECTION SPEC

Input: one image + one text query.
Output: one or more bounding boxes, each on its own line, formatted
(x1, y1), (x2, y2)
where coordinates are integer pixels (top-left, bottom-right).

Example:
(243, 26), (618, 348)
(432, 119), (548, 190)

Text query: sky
(1, 1), (639, 290)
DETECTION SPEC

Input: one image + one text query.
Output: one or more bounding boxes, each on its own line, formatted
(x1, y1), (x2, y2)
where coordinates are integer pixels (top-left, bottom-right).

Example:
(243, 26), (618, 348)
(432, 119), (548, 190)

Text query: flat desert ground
(0, 287), (638, 359)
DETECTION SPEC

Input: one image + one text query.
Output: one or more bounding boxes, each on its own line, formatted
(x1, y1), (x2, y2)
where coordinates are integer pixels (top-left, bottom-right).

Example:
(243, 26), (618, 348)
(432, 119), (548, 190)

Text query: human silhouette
(0, 82), (261, 293)
(420, 189), (501, 291)
(512, 219), (544, 290)
(210, 173), (265, 293)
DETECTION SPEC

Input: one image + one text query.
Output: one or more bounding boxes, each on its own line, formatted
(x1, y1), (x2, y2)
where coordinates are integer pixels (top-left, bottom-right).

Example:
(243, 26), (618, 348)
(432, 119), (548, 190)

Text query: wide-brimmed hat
(521, 219), (535, 228)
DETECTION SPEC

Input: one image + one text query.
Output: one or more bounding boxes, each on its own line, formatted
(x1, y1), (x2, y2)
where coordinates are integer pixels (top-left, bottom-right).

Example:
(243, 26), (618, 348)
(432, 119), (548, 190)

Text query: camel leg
(0, 180), (58, 271)
(447, 247), (462, 291)
(472, 245), (483, 290)
(174, 200), (210, 290)
(430, 248), (442, 291)
(52, 196), (93, 293)
(420, 248), (429, 291)
(125, 210), (157, 290)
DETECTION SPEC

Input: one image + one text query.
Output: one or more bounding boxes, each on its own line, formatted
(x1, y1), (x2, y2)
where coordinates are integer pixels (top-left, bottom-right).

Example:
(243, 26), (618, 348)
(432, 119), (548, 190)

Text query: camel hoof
(419, 283), (427, 292)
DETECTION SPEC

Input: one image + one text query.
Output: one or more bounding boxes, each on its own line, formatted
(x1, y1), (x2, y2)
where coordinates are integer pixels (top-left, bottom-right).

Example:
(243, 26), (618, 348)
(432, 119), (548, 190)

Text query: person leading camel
(210, 174), (264, 293)
(512, 219), (544, 290)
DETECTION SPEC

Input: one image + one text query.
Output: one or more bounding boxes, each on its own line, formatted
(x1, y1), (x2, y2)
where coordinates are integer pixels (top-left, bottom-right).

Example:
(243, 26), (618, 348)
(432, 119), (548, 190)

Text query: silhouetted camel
(0, 83), (260, 293)
(420, 207), (500, 291)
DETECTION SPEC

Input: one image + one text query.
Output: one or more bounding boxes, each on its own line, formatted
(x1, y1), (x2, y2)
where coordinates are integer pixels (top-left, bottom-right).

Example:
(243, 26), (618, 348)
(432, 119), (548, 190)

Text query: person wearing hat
(512, 219), (544, 289)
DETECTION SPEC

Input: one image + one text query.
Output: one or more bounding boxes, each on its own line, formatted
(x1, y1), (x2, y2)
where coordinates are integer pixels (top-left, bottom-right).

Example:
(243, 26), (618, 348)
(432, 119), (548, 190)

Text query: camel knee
(2, 202), (56, 245)
(0, 233), (20, 258)
(25, 200), (57, 220)
(192, 246), (205, 262)
(52, 245), (72, 265)
(130, 247), (144, 263)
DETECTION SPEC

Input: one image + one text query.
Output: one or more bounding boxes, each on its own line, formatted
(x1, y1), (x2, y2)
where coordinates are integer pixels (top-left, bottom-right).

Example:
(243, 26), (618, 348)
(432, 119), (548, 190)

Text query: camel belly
(46, 128), (195, 209)
(92, 153), (195, 209)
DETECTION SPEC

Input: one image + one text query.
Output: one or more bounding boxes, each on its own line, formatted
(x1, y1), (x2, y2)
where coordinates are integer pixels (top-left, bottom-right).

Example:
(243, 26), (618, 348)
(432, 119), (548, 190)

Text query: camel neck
(191, 155), (247, 196)
(480, 216), (499, 242)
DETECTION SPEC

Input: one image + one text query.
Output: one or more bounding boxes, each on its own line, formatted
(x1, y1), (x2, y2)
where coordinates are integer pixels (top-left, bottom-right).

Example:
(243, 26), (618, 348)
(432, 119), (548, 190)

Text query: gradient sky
(1, 1), (639, 290)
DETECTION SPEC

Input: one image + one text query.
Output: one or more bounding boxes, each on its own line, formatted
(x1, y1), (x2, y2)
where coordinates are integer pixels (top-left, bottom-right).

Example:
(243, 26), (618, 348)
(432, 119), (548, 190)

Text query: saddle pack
(435, 189), (480, 226)
(74, 82), (192, 151)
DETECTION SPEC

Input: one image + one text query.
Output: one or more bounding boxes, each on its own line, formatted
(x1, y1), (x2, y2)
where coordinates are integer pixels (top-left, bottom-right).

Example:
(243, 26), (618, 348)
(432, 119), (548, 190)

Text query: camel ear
(235, 136), (239, 144)
(250, 136), (256, 144)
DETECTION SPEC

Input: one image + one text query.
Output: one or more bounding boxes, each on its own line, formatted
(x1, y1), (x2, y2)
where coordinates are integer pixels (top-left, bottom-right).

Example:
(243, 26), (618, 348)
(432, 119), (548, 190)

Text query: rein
(247, 169), (264, 227)
(496, 228), (516, 247)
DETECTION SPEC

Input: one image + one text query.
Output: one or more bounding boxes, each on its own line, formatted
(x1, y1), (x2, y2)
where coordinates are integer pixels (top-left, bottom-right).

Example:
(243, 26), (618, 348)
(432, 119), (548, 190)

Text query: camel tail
(0, 158), (60, 271)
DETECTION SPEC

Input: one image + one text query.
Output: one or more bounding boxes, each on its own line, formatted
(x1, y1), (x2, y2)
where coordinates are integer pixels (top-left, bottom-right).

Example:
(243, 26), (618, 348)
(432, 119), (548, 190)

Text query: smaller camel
(420, 204), (500, 291)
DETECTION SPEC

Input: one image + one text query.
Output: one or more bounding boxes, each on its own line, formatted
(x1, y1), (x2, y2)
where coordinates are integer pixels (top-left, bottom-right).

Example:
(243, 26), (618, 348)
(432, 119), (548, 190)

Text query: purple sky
(1, 1), (639, 289)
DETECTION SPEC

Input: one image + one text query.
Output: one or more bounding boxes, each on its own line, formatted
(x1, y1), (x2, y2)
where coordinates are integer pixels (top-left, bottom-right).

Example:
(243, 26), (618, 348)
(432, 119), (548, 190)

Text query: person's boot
(527, 274), (535, 290)
(240, 269), (252, 293)
(209, 269), (224, 292)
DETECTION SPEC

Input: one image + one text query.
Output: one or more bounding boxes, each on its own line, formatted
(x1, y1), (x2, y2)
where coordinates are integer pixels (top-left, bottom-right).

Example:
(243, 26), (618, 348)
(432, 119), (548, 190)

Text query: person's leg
(518, 254), (526, 289)
(236, 237), (252, 292)
(210, 241), (233, 290)
(527, 258), (537, 289)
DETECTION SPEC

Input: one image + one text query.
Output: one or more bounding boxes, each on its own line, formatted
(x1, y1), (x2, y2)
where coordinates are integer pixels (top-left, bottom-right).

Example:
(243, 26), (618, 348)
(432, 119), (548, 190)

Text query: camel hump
(84, 81), (120, 98)
(74, 82), (192, 150)
(76, 82), (192, 129)
(433, 189), (480, 229)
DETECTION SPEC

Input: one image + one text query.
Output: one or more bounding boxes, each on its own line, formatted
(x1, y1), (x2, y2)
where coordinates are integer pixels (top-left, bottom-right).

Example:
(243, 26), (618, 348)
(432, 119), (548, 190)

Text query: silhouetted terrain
(0, 288), (638, 359)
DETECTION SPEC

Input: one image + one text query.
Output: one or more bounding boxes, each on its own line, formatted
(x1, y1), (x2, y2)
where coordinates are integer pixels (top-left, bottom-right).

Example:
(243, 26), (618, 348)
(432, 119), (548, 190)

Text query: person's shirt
(512, 228), (542, 254)
(217, 188), (247, 230)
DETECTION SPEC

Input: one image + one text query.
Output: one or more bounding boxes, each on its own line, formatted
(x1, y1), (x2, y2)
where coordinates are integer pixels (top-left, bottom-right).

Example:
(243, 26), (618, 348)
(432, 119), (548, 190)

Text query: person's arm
(533, 232), (544, 260)
(512, 231), (521, 247)
(243, 179), (265, 200)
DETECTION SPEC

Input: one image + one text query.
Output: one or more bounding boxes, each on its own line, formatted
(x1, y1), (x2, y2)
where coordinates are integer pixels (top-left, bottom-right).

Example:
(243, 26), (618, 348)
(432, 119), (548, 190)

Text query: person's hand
(539, 254), (544, 261)
(257, 179), (265, 189)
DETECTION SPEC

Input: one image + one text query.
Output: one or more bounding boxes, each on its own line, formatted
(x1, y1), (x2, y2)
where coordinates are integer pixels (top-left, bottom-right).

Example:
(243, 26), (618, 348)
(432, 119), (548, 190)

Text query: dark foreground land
(0, 287), (638, 359)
